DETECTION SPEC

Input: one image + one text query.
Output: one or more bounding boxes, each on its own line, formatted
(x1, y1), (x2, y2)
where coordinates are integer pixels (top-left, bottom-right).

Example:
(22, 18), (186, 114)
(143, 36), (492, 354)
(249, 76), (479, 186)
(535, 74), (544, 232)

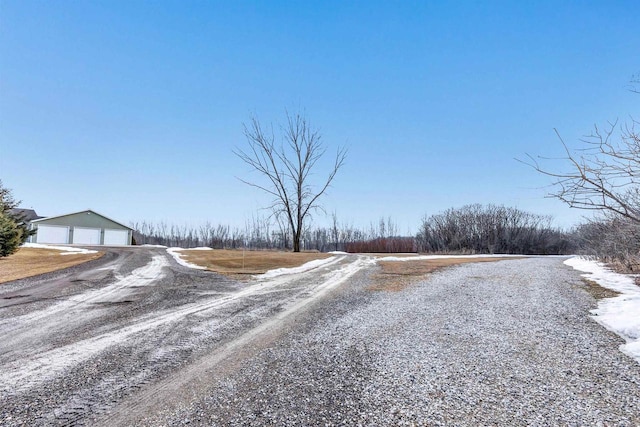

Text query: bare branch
(518, 117), (640, 223)
(234, 111), (347, 251)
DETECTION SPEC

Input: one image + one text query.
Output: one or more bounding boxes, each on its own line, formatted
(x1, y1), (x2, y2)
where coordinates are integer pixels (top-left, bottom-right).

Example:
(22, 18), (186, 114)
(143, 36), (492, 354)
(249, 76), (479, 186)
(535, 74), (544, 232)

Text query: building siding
(32, 210), (132, 245)
(34, 211), (129, 230)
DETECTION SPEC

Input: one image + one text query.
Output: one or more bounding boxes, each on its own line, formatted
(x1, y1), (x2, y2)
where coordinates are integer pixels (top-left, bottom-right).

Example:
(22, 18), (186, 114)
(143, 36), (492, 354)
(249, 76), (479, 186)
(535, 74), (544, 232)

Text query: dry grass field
(0, 247), (524, 289)
(180, 250), (524, 286)
(369, 257), (523, 292)
(177, 249), (332, 277)
(0, 247), (103, 284)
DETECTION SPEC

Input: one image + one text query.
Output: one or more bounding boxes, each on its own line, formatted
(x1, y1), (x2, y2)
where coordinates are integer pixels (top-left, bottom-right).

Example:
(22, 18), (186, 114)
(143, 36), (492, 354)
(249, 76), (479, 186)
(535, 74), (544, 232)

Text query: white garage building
(30, 210), (133, 246)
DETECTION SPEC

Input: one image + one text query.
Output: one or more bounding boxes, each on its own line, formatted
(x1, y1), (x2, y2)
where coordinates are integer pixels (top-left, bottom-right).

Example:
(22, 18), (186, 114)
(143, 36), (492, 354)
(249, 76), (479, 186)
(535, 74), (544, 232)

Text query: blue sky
(1, 1), (638, 232)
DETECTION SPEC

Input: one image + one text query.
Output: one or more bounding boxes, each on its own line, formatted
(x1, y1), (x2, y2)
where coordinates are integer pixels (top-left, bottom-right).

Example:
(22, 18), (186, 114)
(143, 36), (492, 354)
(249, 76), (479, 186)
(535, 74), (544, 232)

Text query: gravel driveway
(1, 252), (639, 426)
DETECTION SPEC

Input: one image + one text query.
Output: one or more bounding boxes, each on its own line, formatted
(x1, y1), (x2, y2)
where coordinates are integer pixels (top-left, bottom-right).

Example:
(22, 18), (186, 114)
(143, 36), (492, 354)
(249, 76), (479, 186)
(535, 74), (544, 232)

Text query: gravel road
(1, 250), (639, 426)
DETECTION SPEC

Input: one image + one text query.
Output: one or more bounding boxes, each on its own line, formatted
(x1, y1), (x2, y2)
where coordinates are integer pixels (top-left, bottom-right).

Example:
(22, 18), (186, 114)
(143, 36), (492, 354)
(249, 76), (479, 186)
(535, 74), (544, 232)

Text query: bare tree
(234, 112), (346, 252)
(273, 210), (292, 250)
(330, 211), (340, 251)
(521, 77), (639, 223)
(573, 213), (640, 272)
(521, 119), (640, 223)
(416, 204), (571, 255)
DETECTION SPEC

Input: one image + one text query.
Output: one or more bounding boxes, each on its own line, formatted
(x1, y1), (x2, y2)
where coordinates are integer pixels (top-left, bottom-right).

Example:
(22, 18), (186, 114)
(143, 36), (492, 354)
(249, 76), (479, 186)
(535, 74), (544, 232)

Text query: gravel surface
(134, 257), (640, 426)
(0, 248), (367, 426)
(1, 252), (639, 426)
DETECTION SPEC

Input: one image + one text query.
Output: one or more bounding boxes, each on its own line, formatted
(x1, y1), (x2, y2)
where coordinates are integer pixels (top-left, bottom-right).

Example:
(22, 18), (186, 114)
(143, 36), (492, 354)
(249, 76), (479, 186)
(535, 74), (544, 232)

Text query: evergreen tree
(0, 180), (32, 255)
(0, 212), (22, 257)
(0, 180), (18, 212)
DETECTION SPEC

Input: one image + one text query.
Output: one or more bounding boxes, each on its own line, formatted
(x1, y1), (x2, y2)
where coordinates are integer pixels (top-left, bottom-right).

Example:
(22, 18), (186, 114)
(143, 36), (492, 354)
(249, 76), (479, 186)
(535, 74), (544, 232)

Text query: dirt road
(1, 249), (639, 426)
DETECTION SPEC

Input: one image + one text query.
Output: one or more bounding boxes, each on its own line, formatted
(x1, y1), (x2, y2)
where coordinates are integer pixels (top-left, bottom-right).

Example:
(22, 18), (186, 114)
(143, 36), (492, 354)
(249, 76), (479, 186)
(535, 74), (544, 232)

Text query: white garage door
(37, 225), (69, 244)
(73, 227), (101, 245)
(103, 229), (128, 246)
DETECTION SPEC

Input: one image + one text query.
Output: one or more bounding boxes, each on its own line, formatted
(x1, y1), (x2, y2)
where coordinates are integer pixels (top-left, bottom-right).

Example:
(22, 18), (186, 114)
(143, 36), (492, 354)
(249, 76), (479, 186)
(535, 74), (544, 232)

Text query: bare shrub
(574, 216), (640, 272)
(416, 204), (574, 255)
(345, 237), (416, 253)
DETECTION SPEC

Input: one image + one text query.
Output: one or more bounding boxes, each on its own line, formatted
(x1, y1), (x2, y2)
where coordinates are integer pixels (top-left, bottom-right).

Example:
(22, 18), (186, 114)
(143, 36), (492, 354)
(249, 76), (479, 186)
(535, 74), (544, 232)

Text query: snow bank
(166, 248), (207, 270)
(257, 257), (339, 279)
(166, 248), (341, 276)
(22, 243), (98, 255)
(565, 256), (640, 364)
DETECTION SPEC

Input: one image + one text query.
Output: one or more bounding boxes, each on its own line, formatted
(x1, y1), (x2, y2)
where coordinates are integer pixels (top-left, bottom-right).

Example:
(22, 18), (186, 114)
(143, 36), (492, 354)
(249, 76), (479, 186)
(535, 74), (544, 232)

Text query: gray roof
(30, 209), (133, 230)
(9, 208), (43, 222)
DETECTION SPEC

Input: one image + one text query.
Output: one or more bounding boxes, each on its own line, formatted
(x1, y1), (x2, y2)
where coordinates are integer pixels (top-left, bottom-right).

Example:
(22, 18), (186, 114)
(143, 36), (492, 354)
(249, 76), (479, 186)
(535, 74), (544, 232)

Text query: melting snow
(22, 243), (98, 255)
(0, 253), (367, 391)
(166, 247), (207, 270)
(167, 248), (342, 278)
(256, 257), (340, 279)
(565, 257), (640, 364)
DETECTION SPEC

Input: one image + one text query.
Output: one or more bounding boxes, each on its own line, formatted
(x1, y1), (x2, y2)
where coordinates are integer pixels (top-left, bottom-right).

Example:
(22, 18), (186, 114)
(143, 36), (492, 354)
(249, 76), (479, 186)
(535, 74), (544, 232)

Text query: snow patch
(167, 248), (207, 270)
(22, 243), (98, 255)
(564, 256), (640, 364)
(256, 256), (339, 279)
(0, 254), (366, 392)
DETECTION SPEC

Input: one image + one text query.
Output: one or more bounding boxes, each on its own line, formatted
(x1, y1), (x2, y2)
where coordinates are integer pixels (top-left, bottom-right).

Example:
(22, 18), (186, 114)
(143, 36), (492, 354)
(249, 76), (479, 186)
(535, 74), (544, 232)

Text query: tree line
(131, 206), (574, 255)
(416, 204), (573, 255)
(131, 215), (415, 253)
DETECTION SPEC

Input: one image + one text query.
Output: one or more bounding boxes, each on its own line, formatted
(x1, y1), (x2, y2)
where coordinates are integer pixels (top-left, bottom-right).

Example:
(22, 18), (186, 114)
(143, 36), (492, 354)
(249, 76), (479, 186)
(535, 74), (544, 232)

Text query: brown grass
(369, 257), (523, 292)
(581, 278), (621, 300)
(0, 248), (103, 284)
(177, 249), (332, 279)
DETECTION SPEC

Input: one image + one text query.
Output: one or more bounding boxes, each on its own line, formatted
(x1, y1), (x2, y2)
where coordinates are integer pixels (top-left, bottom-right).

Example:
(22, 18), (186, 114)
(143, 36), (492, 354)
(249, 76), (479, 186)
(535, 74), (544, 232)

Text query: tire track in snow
(70, 254), (169, 304)
(94, 255), (375, 426)
(0, 254), (364, 394)
(1, 254), (168, 325)
(0, 254), (169, 363)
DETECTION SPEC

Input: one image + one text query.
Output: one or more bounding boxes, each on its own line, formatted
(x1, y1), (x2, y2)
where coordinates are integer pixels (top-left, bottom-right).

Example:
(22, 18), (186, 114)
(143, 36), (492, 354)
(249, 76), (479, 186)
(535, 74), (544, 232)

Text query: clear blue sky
(1, 1), (638, 232)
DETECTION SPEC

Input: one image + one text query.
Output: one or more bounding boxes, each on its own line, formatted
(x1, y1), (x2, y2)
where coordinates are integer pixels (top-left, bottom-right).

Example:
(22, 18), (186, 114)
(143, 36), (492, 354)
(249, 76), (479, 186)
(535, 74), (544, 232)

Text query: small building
(9, 208), (44, 223)
(29, 209), (133, 246)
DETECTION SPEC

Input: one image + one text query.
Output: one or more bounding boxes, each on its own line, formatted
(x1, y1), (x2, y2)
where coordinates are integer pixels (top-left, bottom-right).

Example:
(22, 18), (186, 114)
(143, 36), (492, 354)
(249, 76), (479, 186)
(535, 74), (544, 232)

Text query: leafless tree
(234, 112), (347, 252)
(521, 119), (640, 223)
(130, 214), (420, 253)
(273, 210), (292, 250)
(574, 213), (640, 272)
(416, 204), (572, 255)
(330, 212), (340, 251)
(520, 76), (640, 224)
